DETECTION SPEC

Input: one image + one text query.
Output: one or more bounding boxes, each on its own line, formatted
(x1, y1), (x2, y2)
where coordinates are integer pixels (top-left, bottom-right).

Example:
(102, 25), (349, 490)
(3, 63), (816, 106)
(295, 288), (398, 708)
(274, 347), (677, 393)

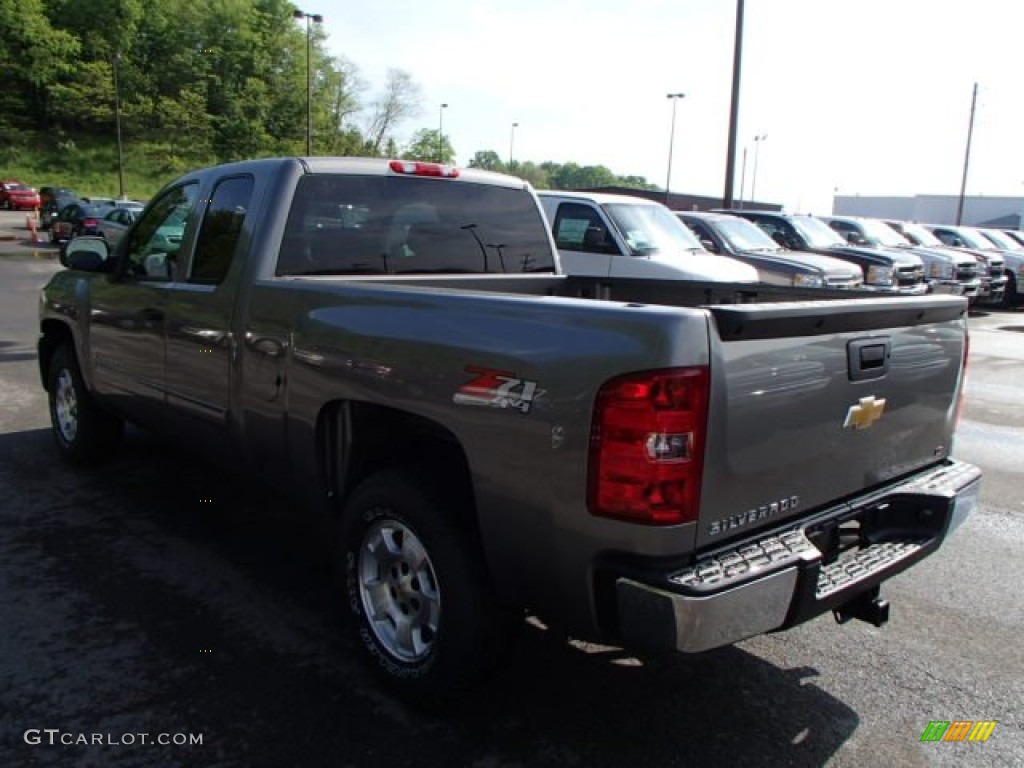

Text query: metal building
(832, 194), (1024, 228)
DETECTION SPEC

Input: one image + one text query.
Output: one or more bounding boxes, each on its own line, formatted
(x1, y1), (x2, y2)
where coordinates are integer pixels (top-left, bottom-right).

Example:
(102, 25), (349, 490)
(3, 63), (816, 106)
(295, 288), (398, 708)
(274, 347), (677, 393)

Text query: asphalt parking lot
(0, 210), (1021, 767)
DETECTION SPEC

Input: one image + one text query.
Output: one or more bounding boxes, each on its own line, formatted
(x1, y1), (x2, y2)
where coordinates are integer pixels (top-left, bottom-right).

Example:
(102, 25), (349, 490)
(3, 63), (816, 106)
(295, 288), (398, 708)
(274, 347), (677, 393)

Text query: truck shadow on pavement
(2, 427), (858, 767)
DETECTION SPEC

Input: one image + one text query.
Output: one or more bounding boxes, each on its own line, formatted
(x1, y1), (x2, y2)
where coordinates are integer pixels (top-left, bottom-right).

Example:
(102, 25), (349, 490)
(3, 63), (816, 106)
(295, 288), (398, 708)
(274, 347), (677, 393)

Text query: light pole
(509, 122), (518, 168)
(956, 83), (978, 226)
(293, 9), (323, 155)
(437, 103), (448, 162)
(665, 93), (685, 205)
(738, 146), (748, 209)
(750, 133), (767, 205)
(112, 53), (125, 200)
(722, 0), (745, 207)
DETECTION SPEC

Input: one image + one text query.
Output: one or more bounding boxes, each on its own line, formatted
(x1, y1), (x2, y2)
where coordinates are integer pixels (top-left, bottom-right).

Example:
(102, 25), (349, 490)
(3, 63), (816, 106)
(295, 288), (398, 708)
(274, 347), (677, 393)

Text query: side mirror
(63, 236), (110, 271)
(844, 231), (867, 246)
(699, 238), (720, 254)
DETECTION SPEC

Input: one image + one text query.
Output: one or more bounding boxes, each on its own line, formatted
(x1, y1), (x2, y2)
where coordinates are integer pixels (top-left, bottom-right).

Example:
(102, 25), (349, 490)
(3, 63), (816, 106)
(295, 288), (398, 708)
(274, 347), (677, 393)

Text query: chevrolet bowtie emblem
(843, 396), (886, 430)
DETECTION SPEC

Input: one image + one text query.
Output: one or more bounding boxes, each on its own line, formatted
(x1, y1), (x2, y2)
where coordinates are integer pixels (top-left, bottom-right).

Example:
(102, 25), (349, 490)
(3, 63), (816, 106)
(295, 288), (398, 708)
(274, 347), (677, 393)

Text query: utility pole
(438, 103), (448, 162)
(722, 0), (745, 208)
(956, 82), (978, 226)
(738, 146), (747, 209)
(293, 10), (323, 155)
(113, 53), (125, 200)
(751, 134), (767, 205)
(665, 93), (685, 205)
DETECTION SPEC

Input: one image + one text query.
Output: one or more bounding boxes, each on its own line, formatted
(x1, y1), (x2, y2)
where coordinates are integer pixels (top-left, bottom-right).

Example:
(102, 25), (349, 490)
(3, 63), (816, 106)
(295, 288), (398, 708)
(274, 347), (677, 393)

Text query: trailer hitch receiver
(833, 586), (890, 627)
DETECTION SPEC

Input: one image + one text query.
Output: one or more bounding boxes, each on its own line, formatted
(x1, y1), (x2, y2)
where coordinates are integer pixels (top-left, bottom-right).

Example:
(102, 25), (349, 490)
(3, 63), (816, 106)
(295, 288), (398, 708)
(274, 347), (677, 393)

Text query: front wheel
(47, 344), (123, 463)
(1004, 272), (1019, 308)
(339, 469), (511, 701)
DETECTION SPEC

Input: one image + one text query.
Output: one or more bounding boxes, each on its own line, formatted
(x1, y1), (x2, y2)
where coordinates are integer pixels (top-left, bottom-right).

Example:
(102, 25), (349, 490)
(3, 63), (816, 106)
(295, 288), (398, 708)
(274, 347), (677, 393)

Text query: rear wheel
(47, 344), (123, 463)
(338, 469), (511, 701)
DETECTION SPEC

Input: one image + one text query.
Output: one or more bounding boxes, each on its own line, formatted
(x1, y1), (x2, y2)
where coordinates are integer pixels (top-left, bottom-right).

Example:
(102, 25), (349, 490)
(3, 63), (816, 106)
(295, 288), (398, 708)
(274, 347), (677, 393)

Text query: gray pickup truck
(39, 157), (981, 700)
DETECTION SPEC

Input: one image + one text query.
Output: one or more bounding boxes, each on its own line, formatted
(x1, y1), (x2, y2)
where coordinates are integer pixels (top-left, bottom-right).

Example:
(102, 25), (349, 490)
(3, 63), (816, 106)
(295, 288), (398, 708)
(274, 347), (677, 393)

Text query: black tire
(47, 344), (123, 464)
(338, 469), (510, 701)
(1004, 272), (1019, 308)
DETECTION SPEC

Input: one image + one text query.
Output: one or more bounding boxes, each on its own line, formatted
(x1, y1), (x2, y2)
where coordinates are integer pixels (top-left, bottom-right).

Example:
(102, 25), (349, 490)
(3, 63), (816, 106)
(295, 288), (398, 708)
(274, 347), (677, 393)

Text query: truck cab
(677, 210), (863, 289)
(537, 191), (758, 283)
(927, 224), (1016, 307)
(722, 209), (928, 294)
(823, 215), (981, 301)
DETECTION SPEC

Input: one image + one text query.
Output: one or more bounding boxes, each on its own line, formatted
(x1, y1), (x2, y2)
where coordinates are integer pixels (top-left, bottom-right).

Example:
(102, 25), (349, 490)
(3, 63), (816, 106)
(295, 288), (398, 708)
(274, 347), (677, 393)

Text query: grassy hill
(1, 132), (218, 201)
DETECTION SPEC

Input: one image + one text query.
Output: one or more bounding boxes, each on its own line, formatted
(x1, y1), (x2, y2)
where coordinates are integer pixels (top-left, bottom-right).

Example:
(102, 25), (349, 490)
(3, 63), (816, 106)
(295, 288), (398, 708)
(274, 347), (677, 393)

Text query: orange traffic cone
(27, 211), (41, 244)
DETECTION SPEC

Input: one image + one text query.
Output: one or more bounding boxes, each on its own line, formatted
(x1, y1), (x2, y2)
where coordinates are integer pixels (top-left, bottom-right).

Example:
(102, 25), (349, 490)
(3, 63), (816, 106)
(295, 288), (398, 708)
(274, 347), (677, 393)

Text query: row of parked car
(20, 174), (1022, 309)
(15, 183), (151, 248)
(537, 190), (1021, 308)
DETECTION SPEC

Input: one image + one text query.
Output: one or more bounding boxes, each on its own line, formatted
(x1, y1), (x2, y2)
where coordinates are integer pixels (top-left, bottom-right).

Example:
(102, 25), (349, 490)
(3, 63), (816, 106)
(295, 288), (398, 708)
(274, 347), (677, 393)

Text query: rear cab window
(277, 175), (555, 275)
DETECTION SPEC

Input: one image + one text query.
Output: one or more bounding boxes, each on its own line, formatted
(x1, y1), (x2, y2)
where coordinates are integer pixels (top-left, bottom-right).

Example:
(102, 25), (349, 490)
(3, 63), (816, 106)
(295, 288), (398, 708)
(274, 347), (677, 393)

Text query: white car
(537, 191), (758, 283)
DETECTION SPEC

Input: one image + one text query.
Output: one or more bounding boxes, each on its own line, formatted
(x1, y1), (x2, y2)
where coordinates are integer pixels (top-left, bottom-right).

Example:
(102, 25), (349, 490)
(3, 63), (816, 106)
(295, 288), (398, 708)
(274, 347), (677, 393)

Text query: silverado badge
(843, 395), (886, 430)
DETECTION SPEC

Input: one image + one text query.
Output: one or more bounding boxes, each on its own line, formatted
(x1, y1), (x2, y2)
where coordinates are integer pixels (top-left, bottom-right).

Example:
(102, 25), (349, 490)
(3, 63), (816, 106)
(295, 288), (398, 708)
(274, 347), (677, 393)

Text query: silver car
(95, 204), (145, 247)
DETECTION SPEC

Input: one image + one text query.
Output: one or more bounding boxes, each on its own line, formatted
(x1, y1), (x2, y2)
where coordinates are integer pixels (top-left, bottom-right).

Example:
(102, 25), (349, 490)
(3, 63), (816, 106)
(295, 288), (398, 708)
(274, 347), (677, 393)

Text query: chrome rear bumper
(616, 460), (981, 653)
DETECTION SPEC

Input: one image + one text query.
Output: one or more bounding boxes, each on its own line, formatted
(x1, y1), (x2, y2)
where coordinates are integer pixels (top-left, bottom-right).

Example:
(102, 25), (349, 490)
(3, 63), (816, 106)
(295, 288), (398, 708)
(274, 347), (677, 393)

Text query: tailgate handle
(848, 338), (890, 381)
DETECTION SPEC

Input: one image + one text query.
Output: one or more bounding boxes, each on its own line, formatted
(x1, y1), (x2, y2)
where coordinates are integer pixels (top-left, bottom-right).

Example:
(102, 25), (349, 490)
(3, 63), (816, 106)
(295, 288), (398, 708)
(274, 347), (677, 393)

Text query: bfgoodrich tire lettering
(47, 344), (122, 463)
(339, 469), (509, 700)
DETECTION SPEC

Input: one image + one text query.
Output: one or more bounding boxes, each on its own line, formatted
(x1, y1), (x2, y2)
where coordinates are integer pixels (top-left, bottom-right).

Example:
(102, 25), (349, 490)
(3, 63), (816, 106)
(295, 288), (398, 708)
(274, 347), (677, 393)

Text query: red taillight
(388, 160), (460, 178)
(82, 218), (98, 227)
(588, 367), (709, 525)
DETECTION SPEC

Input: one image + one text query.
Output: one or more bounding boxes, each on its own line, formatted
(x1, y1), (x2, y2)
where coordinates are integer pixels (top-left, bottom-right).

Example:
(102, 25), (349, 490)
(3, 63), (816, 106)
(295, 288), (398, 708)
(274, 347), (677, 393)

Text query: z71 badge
(453, 366), (542, 414)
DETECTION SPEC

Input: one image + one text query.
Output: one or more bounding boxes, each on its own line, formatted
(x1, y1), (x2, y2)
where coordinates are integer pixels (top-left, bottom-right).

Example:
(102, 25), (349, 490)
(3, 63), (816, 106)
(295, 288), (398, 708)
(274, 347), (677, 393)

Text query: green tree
(509, 161), (549, 189)
(401, 129), (455, 163)
(0, 0), (80, 128)
(549, 162), (618, 189)
(468, 150), (505, 172)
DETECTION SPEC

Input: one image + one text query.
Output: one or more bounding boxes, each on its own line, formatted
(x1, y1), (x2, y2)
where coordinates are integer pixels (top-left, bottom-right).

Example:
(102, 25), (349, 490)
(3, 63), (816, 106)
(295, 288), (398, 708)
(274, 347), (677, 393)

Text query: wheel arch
(316, 400), (479, 536)
(38, 319), (77, 392)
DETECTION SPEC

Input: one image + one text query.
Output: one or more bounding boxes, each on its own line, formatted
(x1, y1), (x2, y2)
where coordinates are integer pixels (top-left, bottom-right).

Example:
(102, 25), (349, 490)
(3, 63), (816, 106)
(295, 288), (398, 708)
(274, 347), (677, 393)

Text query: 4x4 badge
(843, 395), (886, 430)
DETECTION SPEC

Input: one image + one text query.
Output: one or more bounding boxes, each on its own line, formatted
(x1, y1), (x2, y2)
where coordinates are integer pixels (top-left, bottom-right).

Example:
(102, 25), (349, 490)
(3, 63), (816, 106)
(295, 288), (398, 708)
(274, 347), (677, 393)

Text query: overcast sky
(312, 0), (1024, 213)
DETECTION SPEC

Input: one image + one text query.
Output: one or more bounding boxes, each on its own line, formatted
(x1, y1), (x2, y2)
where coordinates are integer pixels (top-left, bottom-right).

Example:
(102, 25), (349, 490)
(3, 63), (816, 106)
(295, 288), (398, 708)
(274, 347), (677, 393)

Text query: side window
(123, 183), (198, 281)
(552, 203), (616, 255)
(780, 222), (803, 248)
(830, 220), (851, 234)
(190, 176), (254, 284)
(686, 220), (717, 251)
(752, 217), (780, 239)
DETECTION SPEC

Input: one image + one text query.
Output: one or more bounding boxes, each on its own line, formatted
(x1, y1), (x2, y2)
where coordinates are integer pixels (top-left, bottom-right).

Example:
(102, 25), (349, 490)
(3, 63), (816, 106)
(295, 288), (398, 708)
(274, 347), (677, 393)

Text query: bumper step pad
(816, 539), (925, 598)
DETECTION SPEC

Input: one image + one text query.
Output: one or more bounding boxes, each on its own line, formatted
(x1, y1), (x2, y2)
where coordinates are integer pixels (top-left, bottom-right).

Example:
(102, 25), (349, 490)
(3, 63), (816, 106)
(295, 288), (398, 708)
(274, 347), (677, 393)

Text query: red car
(0, 180), (42, 211)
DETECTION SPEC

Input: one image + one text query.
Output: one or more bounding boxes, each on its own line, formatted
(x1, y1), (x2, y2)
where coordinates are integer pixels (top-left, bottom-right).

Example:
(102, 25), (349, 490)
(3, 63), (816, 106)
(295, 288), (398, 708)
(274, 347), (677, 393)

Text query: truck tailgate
(695, 295), (968, 550)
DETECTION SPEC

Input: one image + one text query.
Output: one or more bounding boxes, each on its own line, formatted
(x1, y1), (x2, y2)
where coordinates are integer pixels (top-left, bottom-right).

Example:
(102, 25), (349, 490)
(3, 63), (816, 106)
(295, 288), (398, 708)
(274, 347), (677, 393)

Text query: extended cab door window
(122, 183), (198, 281)
(189, 176), (254, 284)
(161, 175), (255, 434)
